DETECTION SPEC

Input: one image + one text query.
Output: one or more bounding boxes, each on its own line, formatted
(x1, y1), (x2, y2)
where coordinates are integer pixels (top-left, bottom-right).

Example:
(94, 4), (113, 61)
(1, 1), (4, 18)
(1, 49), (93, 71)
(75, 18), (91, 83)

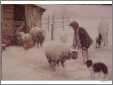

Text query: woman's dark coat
(73, 27), (93, 49)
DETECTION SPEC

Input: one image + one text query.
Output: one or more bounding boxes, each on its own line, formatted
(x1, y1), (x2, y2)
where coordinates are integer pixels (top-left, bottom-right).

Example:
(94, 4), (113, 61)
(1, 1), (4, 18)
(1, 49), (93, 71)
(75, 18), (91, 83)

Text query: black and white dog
(85, 59), (108, 79)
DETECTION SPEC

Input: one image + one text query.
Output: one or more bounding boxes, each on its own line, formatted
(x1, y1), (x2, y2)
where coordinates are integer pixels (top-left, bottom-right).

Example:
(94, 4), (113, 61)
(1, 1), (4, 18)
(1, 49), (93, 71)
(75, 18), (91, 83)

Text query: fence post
(51, 13), (55, 40)
(51, 24), (54, 40)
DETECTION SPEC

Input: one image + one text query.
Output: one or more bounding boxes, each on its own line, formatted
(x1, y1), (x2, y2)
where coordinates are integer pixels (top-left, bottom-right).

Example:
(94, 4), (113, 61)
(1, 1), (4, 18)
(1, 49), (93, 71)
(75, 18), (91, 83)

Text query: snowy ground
(2, 44), (112, 80)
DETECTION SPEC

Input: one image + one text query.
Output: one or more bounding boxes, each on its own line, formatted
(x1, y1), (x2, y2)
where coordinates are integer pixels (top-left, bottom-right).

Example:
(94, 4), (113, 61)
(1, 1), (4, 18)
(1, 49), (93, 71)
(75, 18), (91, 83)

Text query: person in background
(96, 33), (103, 48)
(70, 21), (93, 63)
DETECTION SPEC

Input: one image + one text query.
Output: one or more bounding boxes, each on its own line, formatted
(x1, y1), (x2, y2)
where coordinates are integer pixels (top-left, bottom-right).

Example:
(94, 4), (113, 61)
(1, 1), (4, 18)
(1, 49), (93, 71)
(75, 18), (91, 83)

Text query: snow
(2, 5), (112, 80)
(2, 44), (112, 80)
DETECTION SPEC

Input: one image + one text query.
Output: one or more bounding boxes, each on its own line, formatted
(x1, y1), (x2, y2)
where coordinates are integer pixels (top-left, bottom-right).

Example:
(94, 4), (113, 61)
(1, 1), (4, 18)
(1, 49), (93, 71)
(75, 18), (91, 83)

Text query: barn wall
(2, 4), (45, 45)
(14, 5), (25, 32)
(2, 5), (14, 44)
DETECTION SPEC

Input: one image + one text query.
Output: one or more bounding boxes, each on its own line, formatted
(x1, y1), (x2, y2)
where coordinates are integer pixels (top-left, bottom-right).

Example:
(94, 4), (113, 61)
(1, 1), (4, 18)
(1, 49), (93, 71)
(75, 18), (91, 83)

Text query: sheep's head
(68, 50), (78, 60)
(62, 50), (78, 61)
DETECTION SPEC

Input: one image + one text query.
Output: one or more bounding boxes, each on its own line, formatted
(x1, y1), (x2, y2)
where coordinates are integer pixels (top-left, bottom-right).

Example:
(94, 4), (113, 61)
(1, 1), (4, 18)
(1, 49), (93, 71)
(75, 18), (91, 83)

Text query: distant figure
(70, 21), (93, 63)
(96, 33), (103, 48)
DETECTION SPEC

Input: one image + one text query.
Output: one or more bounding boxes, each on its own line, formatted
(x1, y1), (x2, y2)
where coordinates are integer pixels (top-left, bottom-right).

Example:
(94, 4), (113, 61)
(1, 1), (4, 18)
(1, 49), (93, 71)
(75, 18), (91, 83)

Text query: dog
(85, 59), (108, 79)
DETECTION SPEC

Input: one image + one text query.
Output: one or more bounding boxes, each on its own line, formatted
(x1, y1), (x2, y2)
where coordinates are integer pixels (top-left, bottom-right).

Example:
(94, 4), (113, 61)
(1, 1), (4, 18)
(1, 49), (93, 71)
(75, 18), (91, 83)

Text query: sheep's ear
(85, 60), (89, 65)
(88, 60), (93, 63)
(84, 61), (87, 64)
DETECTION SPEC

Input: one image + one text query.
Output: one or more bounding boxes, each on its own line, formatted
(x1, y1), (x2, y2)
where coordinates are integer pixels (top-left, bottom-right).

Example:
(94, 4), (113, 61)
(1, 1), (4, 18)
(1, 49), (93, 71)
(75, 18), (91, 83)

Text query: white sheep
(23, 33), (32, 41)
(16, 32), (32, 43)
(16, 32), (33, 49)
(30, 26), (45, 47)
(44, 41), (78, 70)
(16, 32), (25, 45)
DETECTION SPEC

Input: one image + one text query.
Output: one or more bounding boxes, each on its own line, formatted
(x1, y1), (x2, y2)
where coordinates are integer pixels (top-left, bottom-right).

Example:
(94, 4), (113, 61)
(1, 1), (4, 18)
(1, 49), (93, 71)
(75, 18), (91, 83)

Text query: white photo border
(1, 1), (112, 84)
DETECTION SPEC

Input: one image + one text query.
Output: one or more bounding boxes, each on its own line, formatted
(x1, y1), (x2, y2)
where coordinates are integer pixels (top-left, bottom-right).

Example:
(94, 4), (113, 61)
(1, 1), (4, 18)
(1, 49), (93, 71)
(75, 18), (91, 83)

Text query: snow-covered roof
(34, 5), (46, 12)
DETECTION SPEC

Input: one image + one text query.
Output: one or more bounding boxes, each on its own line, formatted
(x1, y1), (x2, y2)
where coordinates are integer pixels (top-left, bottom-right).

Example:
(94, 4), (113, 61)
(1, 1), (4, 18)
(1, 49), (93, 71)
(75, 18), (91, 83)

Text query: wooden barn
(1, 4), (45, 46)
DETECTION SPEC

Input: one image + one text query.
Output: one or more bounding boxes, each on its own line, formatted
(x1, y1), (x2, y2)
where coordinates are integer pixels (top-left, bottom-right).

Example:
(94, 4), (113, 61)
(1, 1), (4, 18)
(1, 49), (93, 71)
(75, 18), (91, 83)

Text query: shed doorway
(14, 5), (29, 33)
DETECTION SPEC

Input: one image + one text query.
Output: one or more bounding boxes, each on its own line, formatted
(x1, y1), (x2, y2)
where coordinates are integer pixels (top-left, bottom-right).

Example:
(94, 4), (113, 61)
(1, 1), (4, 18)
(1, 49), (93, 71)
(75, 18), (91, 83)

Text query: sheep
(1, 43), (7, 51)
(16, 32), (25, 46)
(30, 26), (45, 47)
(16, 32), (34, 49)
(22, 33), (34, 49)
(36, 30), (45, 47)
(44, 41), (78, 70)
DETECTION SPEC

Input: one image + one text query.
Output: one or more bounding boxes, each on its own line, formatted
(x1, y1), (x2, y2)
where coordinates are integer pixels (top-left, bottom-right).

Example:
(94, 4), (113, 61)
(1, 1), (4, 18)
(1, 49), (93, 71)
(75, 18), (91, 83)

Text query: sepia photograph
(1, 4), (112, 81)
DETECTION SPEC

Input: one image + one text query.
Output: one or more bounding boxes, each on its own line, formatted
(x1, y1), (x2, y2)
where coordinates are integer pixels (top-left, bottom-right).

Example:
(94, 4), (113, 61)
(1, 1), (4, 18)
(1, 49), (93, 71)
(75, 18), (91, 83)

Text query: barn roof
(34, 5), (46, 13)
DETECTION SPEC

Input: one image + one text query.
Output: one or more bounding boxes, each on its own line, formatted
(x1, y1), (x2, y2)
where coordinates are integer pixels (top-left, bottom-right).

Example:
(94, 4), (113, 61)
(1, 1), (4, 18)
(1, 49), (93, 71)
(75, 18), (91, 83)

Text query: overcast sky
(38, 5), (112, 19)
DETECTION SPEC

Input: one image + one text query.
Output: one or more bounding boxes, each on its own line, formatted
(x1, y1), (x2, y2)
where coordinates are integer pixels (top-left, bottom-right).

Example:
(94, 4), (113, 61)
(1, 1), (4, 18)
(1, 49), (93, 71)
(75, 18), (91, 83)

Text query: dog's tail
(103, 65), (108, 75)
